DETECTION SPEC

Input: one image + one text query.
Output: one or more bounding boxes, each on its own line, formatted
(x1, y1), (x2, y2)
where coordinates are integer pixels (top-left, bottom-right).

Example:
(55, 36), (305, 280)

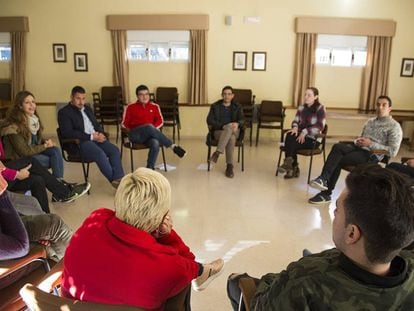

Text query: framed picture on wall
(52, 43), (66, 62)
(252, 52), (266, 71)
(233, 51), (247, 70)
(400, 58), (414, 77)
(74, 53), (88, 72)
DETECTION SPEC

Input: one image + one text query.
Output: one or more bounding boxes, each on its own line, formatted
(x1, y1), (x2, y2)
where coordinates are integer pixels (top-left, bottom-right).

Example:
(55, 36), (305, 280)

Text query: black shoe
(59, 179), (78, 191)
(225, 164), (234, 178)
(173, 145), (186, 158)
(52, 183), (91, 203)
(309, 176), (328, 191)
(308, 192), (331, 204)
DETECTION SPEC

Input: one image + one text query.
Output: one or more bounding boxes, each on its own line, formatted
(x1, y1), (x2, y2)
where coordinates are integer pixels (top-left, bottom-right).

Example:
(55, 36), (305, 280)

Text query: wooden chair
(120, 128), (167, 172)
(57, 128), (94, 189)
(155, 87), (180, 143)
(92, 86), (124, 144)
(233, 89), (255, 146)
(206, 126), (245, 172)
(0, 245), (50, 311)
(255, 100), (285, 146)
(276, 125), (328, 183)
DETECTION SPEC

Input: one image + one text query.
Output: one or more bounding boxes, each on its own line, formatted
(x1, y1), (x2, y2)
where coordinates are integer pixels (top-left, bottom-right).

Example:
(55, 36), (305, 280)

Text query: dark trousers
(128, 124), (173, 169)
(284, 133), (318, 166)
(320, 143), (374, 193)
(227, 273), (260, 311)
(387, 162), (414, 179)
(6, 157), (69, 213)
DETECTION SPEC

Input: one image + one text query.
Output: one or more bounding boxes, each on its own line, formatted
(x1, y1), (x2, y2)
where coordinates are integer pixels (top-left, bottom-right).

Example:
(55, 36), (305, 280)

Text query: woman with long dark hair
(1, 91), (64, 179)
(277, 87), (326, 178)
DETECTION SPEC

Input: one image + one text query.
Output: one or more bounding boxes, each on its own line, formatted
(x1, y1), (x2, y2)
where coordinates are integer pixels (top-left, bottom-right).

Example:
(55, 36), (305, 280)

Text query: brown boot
(284, 166), (300, 179)
(209, 151), (221, 163)
(225, 164), (234, 178)
(277, 157), (293, 174)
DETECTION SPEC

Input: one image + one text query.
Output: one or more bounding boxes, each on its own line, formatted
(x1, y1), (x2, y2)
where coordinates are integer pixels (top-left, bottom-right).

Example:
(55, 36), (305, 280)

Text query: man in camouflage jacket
(228, 164), (414, 310)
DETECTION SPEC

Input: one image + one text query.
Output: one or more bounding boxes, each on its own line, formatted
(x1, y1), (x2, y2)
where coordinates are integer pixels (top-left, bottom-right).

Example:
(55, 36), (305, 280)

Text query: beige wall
(1, 0), (414, 137)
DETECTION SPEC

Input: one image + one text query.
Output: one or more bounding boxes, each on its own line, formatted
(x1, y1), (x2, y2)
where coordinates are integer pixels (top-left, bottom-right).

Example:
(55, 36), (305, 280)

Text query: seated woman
(62, 168), (224, 310)
(0, 91), (64, 179)
(277, 87), (326, 178)
(1, 139), (90, 213)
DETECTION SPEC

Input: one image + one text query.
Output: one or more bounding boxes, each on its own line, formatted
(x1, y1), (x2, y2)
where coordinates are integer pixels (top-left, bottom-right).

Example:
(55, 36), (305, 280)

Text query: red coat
(62, 208), (199, 310)
(122, 101), (164, 129)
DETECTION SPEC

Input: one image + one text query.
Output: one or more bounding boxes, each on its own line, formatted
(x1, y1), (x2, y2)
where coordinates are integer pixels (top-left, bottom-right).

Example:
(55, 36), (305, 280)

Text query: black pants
(387, 162), (414, 179)
(5, 157), (69, 213)
(284, 133), (318, 166)
(320, 143), (374, 193)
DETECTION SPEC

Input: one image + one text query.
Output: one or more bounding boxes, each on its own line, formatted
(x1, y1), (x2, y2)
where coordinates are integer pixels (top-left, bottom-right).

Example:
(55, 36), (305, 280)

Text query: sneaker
(173, 145), (186, 158)
(277, 157), (293, 174)
(111, 178), (122, 189)
(308, 192), (331, 204)
(192, 259), (224, 292)
(225, 164), (234, 178)
(52, 183), (91, 203)
(209, 151), (221, 163)
(309, 176), (328, 191)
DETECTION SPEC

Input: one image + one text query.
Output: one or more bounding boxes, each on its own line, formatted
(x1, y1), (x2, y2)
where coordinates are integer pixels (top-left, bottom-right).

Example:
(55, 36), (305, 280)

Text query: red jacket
(62, 208), (199, 310)
(122, 101), (164, 129)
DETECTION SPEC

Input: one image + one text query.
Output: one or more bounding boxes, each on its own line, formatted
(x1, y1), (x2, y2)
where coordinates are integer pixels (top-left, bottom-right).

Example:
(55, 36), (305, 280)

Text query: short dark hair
(222, 86), (233, 94)
(135, 85), (149, 95)
(71, 86), (86, 96)
(344, 164), (414, 263)
(377, 95), (392, 107)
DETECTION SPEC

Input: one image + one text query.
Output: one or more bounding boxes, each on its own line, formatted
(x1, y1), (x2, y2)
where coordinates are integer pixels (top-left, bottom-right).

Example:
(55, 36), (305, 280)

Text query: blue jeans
(33, 146), (64, 179)
(79, 140), (124, 182)
(128, 124), (172, 169)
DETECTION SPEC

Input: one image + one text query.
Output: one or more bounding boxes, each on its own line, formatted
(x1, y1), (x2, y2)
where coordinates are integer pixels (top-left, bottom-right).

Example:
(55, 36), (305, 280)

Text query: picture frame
(74, 53), (88, 72)
(233, 51), (247, 71)
(252, 51), (266, 71)
(52, 43), (66, 63)
(400, 58), (414, 77)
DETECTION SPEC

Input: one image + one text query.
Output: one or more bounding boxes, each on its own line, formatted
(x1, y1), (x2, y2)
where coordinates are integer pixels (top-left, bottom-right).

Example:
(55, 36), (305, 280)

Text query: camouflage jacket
(252, 248), (414, 311)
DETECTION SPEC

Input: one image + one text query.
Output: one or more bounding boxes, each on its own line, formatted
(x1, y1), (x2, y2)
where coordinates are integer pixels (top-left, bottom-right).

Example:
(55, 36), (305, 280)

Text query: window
(127, 31), (189, 62)
(0, 33), (11, 62)
(315, 35), (367, 67)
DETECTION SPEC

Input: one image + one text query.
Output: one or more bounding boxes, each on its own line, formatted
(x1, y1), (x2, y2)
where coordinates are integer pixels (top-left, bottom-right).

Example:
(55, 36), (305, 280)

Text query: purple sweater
(292, 103), (326, 138)
(0, 192), (29, 260)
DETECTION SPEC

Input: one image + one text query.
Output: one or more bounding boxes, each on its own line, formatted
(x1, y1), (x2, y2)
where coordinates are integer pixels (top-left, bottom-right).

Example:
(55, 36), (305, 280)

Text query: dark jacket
(206, 100), (244, 131)
(58, 103), (103, 142)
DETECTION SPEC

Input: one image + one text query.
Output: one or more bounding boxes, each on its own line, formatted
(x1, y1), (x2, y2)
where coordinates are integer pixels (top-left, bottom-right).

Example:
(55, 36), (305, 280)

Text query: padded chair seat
(260, 116), (283, 122)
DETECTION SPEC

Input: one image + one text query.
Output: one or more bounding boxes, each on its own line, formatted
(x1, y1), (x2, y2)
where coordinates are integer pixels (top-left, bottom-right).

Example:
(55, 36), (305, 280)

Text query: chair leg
(207, 145), (211, 171)
(275, 149), (283, 176)
(308, 155), (314, 184)
(177, 123), (180, 141)
(172, 125), (176, 144)
(116, 125), (119, 145)
(130, 147), (134, 172)
(161, 147), (167, 172)
(237, 145), (241, 163)
(255, 123), (260, 147)
(249, 126), (253, 146)
(241, 145), (244, 172)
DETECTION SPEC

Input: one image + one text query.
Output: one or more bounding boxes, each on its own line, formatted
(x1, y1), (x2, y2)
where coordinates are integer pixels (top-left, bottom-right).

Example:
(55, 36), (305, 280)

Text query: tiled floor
(50, 137), (412, 310)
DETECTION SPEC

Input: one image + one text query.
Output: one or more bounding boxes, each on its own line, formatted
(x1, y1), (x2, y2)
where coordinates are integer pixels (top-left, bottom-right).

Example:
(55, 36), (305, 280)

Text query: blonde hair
(114, 168), (171, 232)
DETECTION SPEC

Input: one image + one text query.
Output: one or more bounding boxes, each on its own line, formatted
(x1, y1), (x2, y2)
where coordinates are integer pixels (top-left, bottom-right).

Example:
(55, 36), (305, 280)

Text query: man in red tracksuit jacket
(122, 85), (186, 169)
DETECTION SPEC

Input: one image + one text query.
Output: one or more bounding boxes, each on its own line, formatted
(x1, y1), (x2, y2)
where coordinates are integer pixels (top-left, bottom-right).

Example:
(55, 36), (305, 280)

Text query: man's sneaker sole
(192, 262), (225, 292)
(308, 195), (331, 205)
(61, 183), (91, 204)
(309, 180), (328, 191)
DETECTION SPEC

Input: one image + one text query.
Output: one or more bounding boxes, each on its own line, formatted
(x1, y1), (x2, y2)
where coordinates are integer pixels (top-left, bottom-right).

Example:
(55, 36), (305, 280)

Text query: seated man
(58, 86), (124, 188)
(62, 168), (224, 310)
(207, 86), (244, 178)
(387, 158), (414, 179)
(122, 85), (186, 170)
(308, 95), (402, 204)
(227, 164), (414, 310)
(0, 188), (73, 289)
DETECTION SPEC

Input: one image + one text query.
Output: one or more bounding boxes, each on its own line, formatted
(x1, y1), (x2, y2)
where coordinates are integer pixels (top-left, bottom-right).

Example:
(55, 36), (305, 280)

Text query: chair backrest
(155, 87), (179, 122)
(20, 284), (144, 311)
(259, 100), (284, 121)
(233, 89), (255, 124)
(95, 86), (124, 123)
